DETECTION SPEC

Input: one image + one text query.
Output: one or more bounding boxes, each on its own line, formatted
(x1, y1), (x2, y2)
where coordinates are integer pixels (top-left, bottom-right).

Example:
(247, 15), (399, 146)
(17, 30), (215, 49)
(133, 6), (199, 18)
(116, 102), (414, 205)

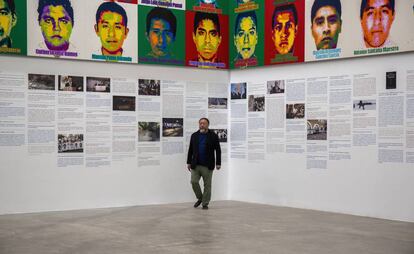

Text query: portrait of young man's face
(193, 18), (222, 61)
(147, 18), (174, 57)
(311, 5), (341, 50)
(360, 0), (394, 48)
(0, 0), (17, 47)
(39, 4), (73, 50)
(272, 9), (297, 55)
(234, 15), (257, 59)
(95, 10), (129, 55)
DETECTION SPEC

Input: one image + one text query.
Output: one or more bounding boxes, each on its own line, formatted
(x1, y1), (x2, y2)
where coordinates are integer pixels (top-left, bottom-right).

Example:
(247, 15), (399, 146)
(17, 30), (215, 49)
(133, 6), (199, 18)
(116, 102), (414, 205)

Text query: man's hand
(187, 164), (192, 171)
(216, 165), (221, 170)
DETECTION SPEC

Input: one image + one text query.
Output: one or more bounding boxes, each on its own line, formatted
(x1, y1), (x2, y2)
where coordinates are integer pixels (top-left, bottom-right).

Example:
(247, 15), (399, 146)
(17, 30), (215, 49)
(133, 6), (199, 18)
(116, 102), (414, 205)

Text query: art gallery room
(0, 0), (414, 253)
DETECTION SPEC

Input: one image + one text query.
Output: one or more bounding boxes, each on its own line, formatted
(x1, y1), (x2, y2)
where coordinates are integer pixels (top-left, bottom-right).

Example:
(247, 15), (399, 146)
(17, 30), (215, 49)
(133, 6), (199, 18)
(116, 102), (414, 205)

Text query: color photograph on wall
(229, 0), (264, 68)
(185, 11), (229, 69)
(138, 5), (185, 66)
(0, 0), (26, 55)
(139, 0), (185, 10)
(27, 0), (83, 59)
(87, 0), (138, 63)
(264, 0), (305, 65)
(186, 0), (228, 15)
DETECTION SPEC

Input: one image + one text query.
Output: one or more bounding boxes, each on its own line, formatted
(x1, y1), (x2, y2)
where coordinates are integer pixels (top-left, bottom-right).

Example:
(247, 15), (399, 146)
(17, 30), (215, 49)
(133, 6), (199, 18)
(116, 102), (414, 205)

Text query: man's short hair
(311, 0), (342, 22)
(96, 1), (128, 27)
(272, 4), (297, 30)
(193, 11), (220, 35)
(234, 10), (257, 35)
(146, 7), (177, 38)
(38, 0), (74, 25)
(199, 117), (210, 124)
(360, 0), (394, 19)
(4, 0), (15, 15)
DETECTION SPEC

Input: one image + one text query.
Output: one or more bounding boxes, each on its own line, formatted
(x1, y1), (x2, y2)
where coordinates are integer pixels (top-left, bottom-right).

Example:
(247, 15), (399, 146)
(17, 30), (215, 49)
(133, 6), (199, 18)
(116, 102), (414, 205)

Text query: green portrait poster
(229, 0), (264, 69)
(138, 5), (185, 66)
(186, 0), (228, 15)
(0, 0), (26, 55)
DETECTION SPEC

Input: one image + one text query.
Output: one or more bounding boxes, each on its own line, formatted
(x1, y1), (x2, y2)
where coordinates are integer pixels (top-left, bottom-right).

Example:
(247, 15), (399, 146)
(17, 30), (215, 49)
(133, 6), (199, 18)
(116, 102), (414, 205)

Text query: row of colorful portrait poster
(1, 0), (414, 70)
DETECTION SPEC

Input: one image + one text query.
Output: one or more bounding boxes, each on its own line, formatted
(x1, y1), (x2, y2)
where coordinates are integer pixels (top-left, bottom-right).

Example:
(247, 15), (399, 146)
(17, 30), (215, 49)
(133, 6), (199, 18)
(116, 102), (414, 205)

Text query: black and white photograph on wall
(208, 97), (228, 109)
(138, 122), (160, 142)
(113, 96), (136, 111)
(307, 120), (327, 141)
(231, 82), (247, 99)
(386, 71), (397, 89)
(28, 74), (55, 90)
(138, 79), (161, 96)
(86, 77), (110, 93)
(267, 80), (285, 94)
(162, 118), (183, 137)
(58, 75), (84, 92)
(286, 104), (305, 119)
(58, 134), (83, 153)
(211, 129), (227, 143)
(353, 100), (376, 111)
(248, 95), (265, 112)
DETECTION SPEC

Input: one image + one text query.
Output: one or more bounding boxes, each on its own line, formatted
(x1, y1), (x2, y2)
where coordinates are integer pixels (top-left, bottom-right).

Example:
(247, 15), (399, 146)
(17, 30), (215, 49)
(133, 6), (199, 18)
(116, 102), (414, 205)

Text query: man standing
(146, 7), (176, 59)
(37, 0), (74, 51)
(187, 118), (221, 210)
(360, 0), (395, 48)
(310, 0), (342, 50)
(0, 0), (16, 48)
(95, 1), (129, 56)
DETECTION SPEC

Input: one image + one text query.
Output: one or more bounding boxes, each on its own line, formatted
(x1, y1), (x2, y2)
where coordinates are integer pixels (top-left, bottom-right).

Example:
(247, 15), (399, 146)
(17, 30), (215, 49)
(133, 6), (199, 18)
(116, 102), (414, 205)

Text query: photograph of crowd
(58, 75), (83, 92)
(208, 97), (228, 109)
(211, 129), (227, 143)
(58, 134), (83, 153)
(307, 119), (327, 141)
(138, 122), (160, 142)
(353, 100), (376, 111)
(286, 103), (305, 119)
(162, 118), (183, 137)
(86, 77), (110, 93)
(113, 96), (136, 111)
(138, 79), (161, 96)
(248, 95), (265, 112)
(267, 80), (285, 94)
(28, 74), (55, 90)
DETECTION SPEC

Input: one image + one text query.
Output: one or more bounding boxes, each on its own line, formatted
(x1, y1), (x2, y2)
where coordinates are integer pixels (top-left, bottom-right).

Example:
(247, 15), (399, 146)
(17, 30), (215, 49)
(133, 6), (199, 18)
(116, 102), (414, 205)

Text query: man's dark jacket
(187, 130), (221, 170)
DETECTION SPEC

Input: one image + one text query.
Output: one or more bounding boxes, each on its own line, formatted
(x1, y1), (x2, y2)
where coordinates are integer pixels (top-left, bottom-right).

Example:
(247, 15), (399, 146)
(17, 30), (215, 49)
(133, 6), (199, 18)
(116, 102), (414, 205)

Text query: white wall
(229, 52), (414, 222)
(0, 56), (230, 214)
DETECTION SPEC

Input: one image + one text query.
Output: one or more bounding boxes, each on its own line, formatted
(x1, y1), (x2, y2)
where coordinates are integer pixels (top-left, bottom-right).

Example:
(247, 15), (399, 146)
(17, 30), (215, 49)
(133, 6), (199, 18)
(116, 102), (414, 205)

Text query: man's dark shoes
(194, 200), (202, 208)
(202, 205), (208, 210)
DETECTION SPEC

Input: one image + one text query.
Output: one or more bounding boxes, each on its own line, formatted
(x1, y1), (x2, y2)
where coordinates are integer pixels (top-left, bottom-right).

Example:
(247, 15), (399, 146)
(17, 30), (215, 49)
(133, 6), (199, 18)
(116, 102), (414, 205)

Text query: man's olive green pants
(191, 165), (213, 206)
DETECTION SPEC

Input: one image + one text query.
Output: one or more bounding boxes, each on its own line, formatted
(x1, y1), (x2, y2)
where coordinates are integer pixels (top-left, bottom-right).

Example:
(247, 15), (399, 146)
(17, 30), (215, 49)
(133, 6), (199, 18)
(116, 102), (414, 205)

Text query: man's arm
(187, 134), (193, 170)
(215, 134), (221, 169)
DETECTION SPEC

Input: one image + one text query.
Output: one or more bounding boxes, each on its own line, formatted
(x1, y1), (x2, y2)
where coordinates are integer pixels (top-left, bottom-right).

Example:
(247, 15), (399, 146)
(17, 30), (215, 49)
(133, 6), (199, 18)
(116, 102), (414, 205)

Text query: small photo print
(138, 79), (161, 96)
(113, 96), (136, 111)
(58, 134), (83, 153)
(58, 76), (84, 92)
(208, 97), (228, 109)
(211, 129), (227, 143)
(162, 118), (183, 137)
(138, 122), (160, 142)
(353, 100), (376, 111)
(386, 71), (397, 89)
(86, 77), (110, 93)
(248, 95), (265, 112)
(286, 103), (305, 119)
(267, 80), (285, 94)
(28, 74), (55, 90)
(307, 120), (327, 141)
(230, 82), (247, 99)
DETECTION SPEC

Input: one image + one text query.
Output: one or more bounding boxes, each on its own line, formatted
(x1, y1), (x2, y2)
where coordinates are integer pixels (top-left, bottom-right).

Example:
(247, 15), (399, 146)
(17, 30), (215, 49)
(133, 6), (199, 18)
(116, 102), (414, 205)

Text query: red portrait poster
(264, 0), (304, 65)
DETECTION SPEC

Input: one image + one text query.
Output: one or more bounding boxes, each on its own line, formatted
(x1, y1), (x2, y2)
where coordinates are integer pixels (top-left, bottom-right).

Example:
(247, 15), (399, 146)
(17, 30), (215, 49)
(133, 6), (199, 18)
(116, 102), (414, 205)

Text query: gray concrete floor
(0, 201), (413, 254)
